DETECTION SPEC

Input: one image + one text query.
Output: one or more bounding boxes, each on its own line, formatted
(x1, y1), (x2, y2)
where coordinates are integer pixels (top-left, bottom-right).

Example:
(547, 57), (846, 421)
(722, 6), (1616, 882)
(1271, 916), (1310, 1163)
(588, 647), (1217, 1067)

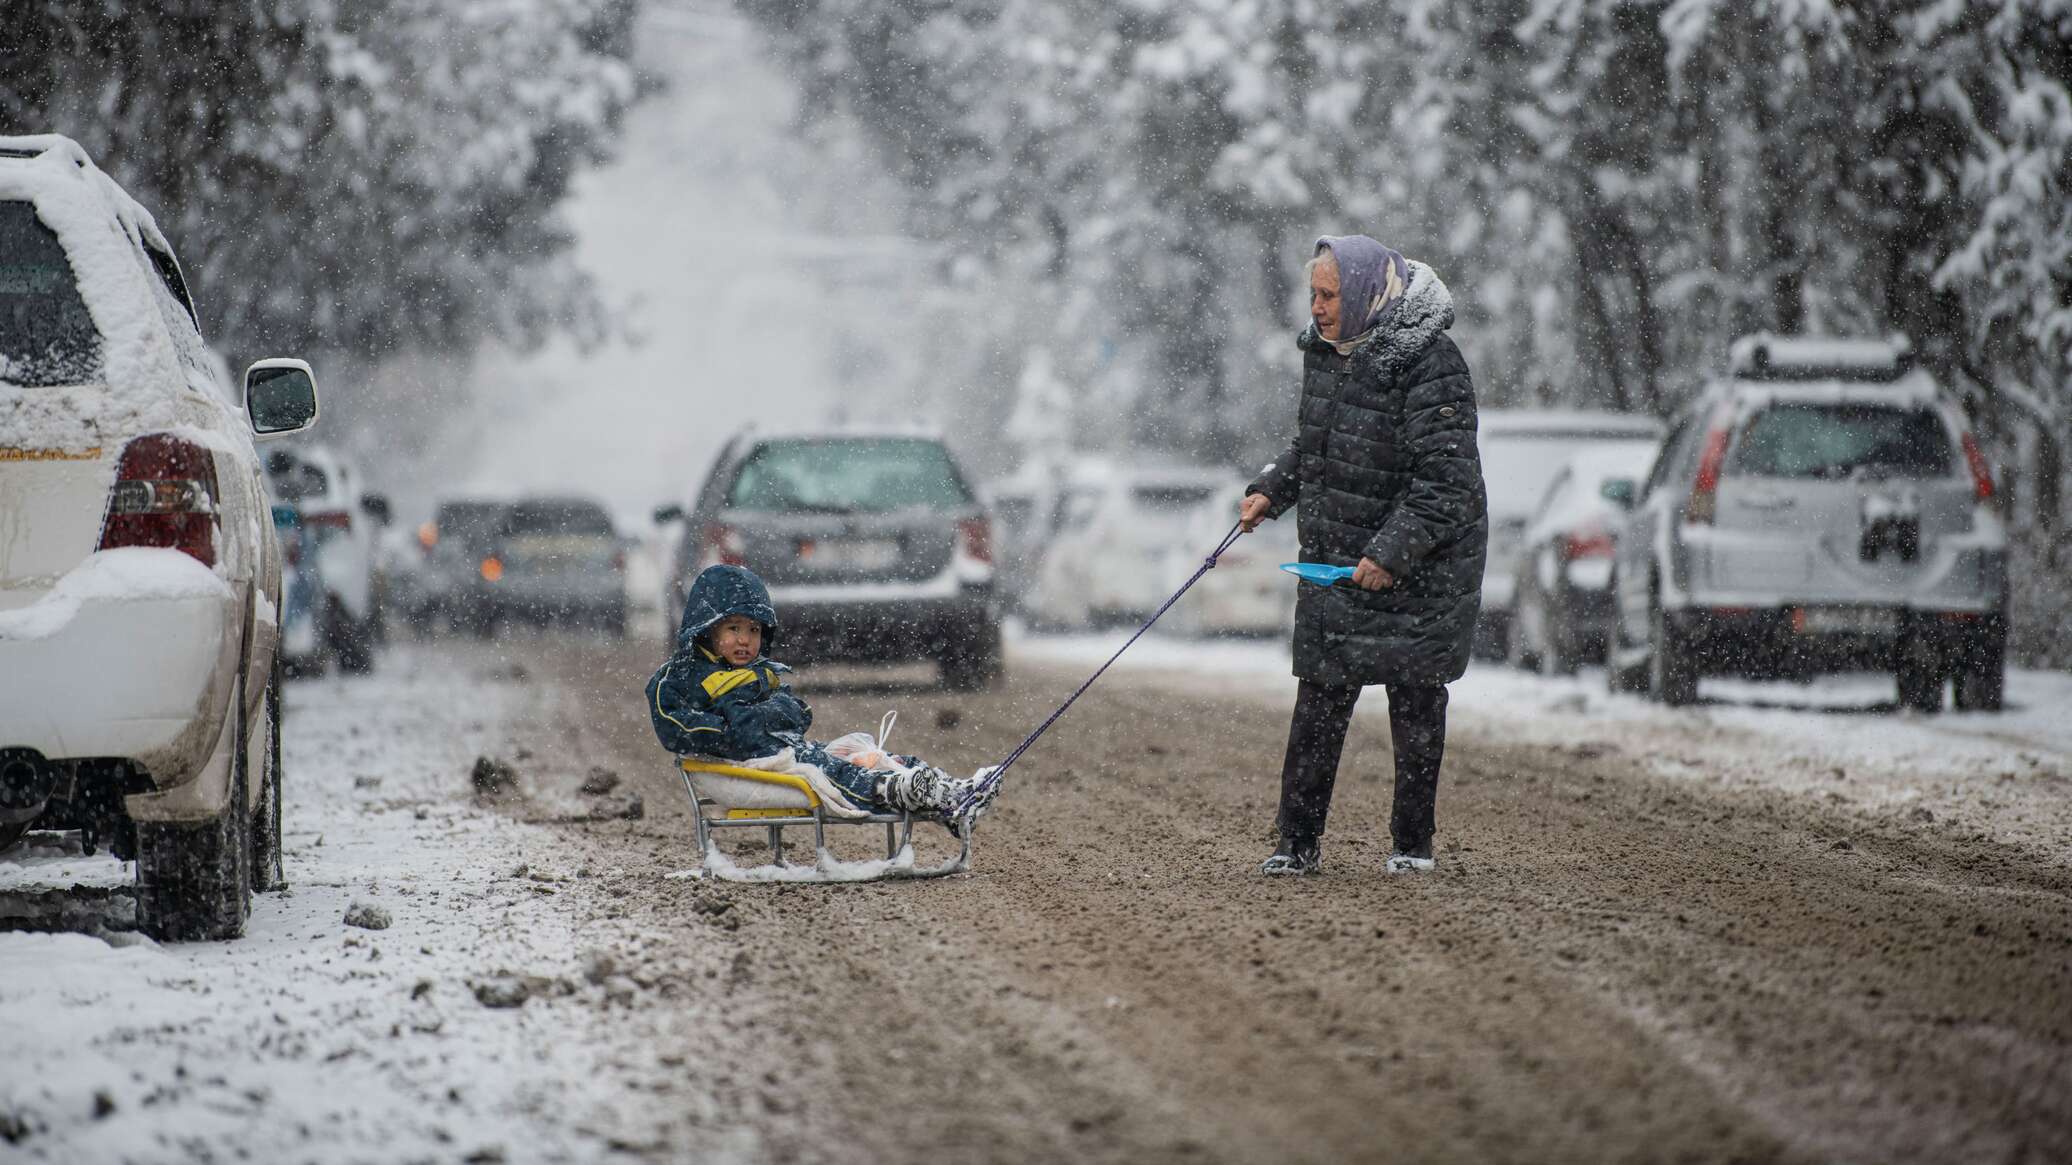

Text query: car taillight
(418, 521), (438, 552)
(958, 516), (993, 564)
(1686, 427), (1732, 525)
(702, 523), (745, 567)
(480, 556), (504, 582)
(98, 434), (219, 567)
(1959, 432), (1995, 503)
(304, 509), (352, 532)
(1562, 524), (1615, 560)
(611, 547), (627, 571)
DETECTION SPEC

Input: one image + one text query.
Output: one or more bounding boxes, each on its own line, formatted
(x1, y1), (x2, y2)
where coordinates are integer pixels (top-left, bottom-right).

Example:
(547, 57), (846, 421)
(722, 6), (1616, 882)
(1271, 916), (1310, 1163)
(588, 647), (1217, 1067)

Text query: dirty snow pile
(0, 649), (692, 1162)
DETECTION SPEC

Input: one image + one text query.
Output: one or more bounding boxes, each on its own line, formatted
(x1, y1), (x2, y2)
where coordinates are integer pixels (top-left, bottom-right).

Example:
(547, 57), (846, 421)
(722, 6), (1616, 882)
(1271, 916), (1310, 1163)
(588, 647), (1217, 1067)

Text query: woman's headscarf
(1315, 234), (1410, 351)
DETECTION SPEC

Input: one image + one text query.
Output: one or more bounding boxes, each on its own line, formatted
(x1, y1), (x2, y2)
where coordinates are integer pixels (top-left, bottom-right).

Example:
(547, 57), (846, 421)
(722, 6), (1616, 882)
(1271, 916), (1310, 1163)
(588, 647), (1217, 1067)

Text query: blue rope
(955, 521), (1248, 816)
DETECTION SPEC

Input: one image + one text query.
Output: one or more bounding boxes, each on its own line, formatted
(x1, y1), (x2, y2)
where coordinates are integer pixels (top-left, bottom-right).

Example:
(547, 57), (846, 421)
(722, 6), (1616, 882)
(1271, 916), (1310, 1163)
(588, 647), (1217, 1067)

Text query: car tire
(1647, 592), (1699, 706)
(941, 625), (1004, 692)
(326, 598), (375, 675)
(250, 659), (285, 893)
(1504, 585), (1540, 672)
(1896, 649), (1945, 714)
(137, 678), (253, 941)
(1952, 623), (2006, 712)
(1538, 600), (1578, 677)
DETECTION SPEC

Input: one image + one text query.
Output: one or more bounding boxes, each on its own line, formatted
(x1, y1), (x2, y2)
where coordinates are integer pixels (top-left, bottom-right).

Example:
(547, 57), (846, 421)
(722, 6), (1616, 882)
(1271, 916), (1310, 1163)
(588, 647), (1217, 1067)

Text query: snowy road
(3, 631), (2069, 1162)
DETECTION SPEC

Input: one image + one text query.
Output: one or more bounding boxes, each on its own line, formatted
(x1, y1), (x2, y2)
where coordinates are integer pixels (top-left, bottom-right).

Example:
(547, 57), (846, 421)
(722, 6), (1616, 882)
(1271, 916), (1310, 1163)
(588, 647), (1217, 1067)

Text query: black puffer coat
(1248, 261), (1488, 687)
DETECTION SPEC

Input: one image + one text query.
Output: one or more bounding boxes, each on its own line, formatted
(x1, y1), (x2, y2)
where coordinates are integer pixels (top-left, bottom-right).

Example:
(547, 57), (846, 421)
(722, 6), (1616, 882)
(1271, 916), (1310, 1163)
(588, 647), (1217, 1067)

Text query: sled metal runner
(675, 758), (971, 883)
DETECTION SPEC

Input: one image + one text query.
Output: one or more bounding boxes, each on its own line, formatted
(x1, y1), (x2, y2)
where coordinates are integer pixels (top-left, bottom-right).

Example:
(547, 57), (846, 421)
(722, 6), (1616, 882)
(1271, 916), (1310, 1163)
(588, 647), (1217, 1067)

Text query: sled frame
(674, 758), (972, 882)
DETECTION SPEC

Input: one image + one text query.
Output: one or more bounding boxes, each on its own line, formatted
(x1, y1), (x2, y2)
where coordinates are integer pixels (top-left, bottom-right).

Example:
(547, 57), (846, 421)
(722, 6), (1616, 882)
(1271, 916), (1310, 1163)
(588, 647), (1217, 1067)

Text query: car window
(264, 452), (329, 501)
(502, 501), (614, 537)
(1728, 403), (1953, 480)
(1642, 416), (1697, 499)
(0, 200), (102, 387)
(728, 438), (974, 513)
(435, 503), (510, 551)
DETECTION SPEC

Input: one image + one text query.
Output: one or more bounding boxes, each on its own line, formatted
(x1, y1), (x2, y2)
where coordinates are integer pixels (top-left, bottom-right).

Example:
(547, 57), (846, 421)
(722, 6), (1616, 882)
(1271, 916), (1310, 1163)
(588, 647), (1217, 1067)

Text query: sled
(673, 757), (972, 884)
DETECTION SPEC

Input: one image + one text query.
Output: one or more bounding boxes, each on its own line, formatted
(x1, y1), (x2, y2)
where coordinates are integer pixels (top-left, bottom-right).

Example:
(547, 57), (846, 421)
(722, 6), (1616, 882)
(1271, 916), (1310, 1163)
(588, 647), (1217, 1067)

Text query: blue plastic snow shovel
(1280, 561), (1355, 586)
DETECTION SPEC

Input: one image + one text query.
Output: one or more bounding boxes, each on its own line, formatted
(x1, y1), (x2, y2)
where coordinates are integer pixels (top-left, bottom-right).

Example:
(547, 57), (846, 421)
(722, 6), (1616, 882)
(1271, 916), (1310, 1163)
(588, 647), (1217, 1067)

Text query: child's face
(711, 615), (763, 665)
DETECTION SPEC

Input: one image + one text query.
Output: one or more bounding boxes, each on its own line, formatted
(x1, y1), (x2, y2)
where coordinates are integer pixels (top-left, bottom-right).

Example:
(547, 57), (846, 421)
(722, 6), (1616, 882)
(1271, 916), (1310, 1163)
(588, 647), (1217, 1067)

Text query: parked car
(1023, 461), (1226, 629)
(480, 496), (627, 635)
(1606, 334), (2007, 712)
(659, 428), (1002, 689)
(0, 134), (319, 939)
(262, 445), (389, 672)
(1163, 484), (1299, 637)
(271, 503), (325, 674)
(1476, 410), (1665, 653)
(1505, 445), (1658, 673)
(413, 498), (512, 637)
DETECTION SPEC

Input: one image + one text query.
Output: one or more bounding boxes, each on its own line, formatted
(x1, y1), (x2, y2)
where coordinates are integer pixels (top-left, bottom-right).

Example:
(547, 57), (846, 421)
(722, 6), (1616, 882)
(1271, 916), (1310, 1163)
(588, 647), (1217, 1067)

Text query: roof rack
(1729, 333), (1914, 382)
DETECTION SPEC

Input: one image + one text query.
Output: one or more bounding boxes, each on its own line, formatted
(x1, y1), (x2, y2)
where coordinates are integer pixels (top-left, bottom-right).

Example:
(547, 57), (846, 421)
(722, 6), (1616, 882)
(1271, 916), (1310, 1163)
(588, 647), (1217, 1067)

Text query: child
(646, 564), (996, 828)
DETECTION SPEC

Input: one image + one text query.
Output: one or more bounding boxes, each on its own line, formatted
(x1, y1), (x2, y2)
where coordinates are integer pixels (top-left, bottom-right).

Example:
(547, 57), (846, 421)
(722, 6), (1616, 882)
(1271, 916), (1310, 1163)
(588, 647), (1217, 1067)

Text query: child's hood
(677, 564), (780, 652)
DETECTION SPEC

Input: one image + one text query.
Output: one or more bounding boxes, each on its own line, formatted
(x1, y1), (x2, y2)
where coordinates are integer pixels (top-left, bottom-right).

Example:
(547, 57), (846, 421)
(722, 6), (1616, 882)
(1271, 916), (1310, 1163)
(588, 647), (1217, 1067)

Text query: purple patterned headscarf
(1315, 234), (1410, 346)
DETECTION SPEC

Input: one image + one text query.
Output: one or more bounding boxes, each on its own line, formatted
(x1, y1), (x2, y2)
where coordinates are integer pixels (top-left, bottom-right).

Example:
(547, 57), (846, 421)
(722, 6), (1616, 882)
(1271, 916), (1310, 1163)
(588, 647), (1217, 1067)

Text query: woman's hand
(1239, 492), (1272, 532)
(1352, 558), (1395, 591)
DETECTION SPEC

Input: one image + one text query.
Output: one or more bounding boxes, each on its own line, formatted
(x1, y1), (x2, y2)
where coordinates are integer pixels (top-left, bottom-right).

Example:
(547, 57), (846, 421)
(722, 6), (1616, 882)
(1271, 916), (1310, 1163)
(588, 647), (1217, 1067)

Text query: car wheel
(137, 676), (253, 941)
(1504, 584), (1540, 672)
(1896, 647), (1945, 714)
(1647, 592), (1699, 706)
(941, 624), (1004, 692)
(249, 659), (285, 892)
(1538, 598), (1578, 677)
(1952, 624), (2005, 712)
(326, 598), (375, 674)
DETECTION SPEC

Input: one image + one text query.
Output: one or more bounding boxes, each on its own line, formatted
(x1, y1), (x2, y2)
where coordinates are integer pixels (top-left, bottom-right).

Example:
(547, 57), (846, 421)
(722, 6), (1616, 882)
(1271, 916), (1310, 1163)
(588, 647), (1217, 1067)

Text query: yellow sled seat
(677, 758), (820, 818)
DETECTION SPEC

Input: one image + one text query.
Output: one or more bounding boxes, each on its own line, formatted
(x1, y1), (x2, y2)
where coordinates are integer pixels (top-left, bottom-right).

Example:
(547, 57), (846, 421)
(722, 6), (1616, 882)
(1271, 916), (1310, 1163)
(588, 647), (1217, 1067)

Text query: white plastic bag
(825, 710), (906, 773)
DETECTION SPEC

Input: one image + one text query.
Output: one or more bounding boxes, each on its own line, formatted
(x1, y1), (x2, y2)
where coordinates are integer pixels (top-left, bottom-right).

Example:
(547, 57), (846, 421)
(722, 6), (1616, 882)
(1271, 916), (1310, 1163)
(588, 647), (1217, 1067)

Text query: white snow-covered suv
(0, 134), (320, 939)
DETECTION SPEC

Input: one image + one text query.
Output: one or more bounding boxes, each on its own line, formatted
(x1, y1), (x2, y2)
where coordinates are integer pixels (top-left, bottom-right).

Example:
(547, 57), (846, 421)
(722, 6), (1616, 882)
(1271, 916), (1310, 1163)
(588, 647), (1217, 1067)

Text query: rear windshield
(728, 438), (973, 513)
(0, 200), (102, 387)
(435, 503), (511, 549)
(1728, 404), (1954, 480)
(264, 452), (330, 502)
(502, 501), (614, 537)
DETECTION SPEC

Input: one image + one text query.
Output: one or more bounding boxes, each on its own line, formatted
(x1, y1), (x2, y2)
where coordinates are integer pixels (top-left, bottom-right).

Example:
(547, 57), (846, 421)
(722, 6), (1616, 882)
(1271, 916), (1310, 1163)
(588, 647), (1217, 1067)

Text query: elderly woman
(1239, 235), (1488, 876)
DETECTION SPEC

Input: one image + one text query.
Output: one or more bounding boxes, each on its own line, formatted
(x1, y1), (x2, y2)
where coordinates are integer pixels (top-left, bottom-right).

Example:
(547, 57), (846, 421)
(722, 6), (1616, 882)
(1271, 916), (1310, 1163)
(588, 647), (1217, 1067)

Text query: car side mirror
(245, 358), (320, 438)
(1600, 478), (1637, 510)
(361, 493), (393, 527)
(653, 503), (685, 525)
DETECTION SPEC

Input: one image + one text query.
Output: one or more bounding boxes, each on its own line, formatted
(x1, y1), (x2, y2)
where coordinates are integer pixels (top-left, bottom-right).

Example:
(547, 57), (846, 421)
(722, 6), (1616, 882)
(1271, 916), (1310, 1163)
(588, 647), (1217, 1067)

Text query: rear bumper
(775, 591), (997, 662)
(1, 590), (239, 788)
(1669, 604), (2003, 677)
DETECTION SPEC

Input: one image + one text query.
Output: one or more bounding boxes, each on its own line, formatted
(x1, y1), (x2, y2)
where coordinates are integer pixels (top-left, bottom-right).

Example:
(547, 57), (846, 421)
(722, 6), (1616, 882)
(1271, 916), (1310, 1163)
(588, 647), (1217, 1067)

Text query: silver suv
(1607, 335), (2006, 712)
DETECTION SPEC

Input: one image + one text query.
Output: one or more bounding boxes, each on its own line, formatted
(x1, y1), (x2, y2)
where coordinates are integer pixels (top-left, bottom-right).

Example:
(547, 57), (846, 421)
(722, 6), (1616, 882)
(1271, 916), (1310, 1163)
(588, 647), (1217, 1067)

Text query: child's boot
(875, 764), (997, 832)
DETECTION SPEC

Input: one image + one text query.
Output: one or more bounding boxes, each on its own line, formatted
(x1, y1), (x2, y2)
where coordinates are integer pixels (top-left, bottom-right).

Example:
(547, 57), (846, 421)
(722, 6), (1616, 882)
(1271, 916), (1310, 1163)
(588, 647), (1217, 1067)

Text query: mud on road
(524, 634), (2072, 1165)
(5, 633), (2067, 1164)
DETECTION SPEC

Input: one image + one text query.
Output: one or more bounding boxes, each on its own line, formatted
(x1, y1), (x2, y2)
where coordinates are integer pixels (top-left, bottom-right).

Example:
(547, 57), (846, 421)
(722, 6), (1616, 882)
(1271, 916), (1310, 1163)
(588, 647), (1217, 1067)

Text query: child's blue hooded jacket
(646, 565), (813, 759)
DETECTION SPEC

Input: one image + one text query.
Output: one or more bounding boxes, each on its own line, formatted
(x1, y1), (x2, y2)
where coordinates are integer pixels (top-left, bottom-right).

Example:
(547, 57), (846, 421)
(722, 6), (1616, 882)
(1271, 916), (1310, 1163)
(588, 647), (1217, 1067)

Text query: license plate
(798, 538), (899, 570)
(1797, 606), (1897, 635)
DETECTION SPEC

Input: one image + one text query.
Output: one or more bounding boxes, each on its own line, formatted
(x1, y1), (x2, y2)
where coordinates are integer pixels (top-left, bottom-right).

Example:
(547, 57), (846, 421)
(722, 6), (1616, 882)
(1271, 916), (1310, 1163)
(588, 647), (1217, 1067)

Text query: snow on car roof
(1728, 333), (1913, 380)
(1560, 443), (1659, 483)
(0, 134), (193, 450)
(1478, 409), (1664, 438)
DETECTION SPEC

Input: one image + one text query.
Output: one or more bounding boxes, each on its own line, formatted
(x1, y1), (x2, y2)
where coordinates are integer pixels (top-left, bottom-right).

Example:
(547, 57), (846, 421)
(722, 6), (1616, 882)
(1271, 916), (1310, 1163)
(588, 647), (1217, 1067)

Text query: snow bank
(0, 548), (231, 641)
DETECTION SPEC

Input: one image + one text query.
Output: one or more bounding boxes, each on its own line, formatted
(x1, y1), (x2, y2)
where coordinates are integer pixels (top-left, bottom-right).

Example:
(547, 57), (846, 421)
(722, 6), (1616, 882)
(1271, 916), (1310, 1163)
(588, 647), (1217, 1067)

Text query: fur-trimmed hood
(1298, 260), (1456, 383)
